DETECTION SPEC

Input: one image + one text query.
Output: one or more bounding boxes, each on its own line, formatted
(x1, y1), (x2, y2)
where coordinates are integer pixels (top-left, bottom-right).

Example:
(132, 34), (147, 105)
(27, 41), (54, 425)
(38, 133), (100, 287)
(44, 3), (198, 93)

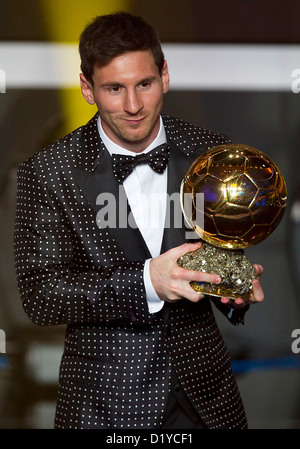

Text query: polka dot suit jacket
(14, 113), (248, 429)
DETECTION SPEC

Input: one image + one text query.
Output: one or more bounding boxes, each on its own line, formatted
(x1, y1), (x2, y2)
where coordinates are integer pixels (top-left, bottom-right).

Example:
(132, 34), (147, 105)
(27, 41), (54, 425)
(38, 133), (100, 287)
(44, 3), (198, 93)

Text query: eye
(138, 81), (152, 91)
(108, 86), (123, 94)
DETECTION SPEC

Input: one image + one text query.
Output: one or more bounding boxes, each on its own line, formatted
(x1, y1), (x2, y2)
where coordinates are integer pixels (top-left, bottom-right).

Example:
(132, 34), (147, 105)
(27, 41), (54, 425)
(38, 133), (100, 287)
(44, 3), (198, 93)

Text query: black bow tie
(111, 144), (170, 183)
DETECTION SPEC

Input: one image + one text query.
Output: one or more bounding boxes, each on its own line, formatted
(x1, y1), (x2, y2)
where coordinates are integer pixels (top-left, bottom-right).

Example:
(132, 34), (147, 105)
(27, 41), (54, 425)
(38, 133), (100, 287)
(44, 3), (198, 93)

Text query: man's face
(80, 50), (170, 153)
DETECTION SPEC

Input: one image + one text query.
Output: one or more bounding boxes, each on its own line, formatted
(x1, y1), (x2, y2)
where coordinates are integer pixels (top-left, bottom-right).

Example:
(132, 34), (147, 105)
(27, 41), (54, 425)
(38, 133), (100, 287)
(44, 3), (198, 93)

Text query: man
(14, 12), (264, 429)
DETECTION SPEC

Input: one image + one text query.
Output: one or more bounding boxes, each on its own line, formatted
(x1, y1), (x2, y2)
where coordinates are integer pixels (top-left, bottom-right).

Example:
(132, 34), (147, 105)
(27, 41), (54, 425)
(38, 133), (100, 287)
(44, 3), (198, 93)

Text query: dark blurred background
(0, 0), (300, 429)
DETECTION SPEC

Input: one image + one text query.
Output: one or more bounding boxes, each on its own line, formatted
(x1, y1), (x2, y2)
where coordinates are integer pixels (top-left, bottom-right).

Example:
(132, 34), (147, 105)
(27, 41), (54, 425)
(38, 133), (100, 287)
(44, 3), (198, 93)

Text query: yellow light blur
(40, 0), (133, 136)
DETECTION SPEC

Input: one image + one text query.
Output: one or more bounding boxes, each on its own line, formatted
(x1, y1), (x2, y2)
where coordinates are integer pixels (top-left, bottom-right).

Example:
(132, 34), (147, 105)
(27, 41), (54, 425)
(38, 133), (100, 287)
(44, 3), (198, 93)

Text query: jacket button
(174, 384), (181, 392)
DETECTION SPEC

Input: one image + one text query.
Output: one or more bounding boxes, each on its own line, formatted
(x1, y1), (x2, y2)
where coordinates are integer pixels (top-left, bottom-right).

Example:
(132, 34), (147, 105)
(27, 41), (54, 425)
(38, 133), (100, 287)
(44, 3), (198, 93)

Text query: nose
(123, 89), (143, 115)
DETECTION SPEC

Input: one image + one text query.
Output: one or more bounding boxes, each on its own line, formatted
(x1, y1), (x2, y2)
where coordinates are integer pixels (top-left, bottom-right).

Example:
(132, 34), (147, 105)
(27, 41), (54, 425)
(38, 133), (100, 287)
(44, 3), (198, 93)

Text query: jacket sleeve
(14, 159), (152, 327)
(211, 297), (249, 326)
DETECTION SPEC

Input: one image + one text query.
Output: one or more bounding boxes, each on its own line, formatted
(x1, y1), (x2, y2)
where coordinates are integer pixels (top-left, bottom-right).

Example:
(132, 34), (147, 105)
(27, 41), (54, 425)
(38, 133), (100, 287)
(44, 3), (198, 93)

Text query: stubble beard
(108, 114), (161, 153)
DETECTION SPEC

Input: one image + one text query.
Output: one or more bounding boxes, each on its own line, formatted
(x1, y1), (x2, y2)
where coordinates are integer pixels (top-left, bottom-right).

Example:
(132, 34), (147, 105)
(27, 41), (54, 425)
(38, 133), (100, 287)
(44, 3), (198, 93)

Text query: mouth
(124, 117), (146, 126)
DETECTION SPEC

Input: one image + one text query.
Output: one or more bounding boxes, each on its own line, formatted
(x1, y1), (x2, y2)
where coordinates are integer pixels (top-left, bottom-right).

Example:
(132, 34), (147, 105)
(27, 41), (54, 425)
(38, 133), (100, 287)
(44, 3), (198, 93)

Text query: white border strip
(165, 44), (300, 91)
(0, 42), (80, 88)
(0, 42), (299, 90)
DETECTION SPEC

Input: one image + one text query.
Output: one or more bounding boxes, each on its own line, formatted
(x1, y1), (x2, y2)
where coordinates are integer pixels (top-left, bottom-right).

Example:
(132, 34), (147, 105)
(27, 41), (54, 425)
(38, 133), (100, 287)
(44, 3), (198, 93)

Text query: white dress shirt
(97, 116), (166, 313)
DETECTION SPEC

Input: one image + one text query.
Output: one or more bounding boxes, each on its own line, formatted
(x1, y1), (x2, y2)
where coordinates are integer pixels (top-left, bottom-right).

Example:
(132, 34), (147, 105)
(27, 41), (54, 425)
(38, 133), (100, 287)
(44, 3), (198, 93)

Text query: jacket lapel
(160, 140), (200, 253)
(160, 118), (204, 253)
(72, 113), (152, 262)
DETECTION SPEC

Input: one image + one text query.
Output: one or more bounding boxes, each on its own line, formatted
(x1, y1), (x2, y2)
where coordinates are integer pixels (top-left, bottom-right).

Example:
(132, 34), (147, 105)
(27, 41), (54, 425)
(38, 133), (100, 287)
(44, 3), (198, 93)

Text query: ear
(161, 60), (170, 94)
(80, 73), (95, 105)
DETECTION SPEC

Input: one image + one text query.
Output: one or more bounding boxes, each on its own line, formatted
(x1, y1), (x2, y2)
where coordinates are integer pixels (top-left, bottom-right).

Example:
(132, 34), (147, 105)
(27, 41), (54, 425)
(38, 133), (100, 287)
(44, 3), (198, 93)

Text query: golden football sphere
(180, 144), (287, 249)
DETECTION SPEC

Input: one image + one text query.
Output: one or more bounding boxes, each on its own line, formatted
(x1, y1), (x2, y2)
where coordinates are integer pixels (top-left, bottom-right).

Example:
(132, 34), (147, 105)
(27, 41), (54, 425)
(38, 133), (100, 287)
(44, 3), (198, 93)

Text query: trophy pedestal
(177, 242), (257, 303)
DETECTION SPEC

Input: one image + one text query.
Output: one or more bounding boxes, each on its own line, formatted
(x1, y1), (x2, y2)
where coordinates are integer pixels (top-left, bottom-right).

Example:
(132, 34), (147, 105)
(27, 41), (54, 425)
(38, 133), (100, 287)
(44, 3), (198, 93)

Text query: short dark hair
(79, 12), (165, 85)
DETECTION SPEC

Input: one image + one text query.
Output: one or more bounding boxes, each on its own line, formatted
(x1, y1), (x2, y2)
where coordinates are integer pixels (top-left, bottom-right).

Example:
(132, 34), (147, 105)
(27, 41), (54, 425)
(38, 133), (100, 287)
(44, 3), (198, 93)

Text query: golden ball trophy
(177, 144), (287, 303)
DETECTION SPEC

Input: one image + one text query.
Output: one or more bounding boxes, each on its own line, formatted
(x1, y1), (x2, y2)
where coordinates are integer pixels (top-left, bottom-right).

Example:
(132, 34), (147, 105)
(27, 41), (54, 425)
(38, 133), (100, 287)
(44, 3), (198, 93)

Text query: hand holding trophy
(177, 144), (287, 303)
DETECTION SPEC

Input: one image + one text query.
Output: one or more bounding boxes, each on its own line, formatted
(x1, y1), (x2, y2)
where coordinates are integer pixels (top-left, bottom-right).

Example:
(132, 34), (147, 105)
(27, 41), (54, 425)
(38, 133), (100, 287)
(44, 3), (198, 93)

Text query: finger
(233, 298), (247, 308)
(173, 241), (202, 259)
(221, 296), (246, 309)
(252, 278), (264, 302)
(184, 287), (206, 303)
(253, 264), (264, 278)
(220, 297), (231, 305)
(167, 280), (206, 303)
(177, 267), (221, 285)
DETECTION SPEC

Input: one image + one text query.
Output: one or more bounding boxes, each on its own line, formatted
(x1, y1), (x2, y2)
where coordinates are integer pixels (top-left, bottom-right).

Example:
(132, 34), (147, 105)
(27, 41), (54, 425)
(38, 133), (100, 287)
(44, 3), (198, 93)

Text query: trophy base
(177, 242), (257, 303)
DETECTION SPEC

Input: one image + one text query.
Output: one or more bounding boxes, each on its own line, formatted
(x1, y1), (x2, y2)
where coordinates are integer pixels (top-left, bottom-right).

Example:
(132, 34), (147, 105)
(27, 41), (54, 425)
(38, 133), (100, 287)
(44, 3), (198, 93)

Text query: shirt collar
(97, 115), (167, 157)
